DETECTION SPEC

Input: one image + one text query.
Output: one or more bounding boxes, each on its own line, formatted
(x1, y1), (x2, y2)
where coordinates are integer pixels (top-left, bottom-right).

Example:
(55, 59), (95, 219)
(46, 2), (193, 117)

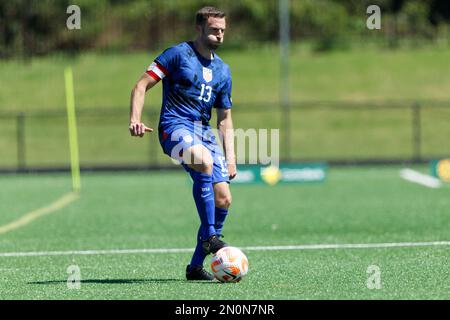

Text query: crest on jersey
(202, 67), (213, 83)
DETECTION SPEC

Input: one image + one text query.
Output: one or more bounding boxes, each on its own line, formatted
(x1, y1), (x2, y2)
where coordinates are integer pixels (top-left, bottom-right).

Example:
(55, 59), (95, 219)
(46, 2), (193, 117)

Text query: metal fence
(1, 100), (450, 172)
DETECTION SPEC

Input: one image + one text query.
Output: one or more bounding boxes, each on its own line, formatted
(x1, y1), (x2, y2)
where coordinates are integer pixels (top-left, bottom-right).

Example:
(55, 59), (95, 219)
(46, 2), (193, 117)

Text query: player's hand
(129, 122), (153, 137)
(228, 163), (237, 180)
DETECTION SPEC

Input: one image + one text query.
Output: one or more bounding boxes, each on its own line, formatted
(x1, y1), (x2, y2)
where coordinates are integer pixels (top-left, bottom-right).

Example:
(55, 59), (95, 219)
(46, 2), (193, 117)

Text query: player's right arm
(129, 73), (158, 137)
(130, 46), (175, 137)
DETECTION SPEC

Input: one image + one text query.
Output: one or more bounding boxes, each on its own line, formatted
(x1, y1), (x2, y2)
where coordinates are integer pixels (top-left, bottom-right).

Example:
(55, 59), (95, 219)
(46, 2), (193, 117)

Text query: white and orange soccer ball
(210, 246), (249, 283)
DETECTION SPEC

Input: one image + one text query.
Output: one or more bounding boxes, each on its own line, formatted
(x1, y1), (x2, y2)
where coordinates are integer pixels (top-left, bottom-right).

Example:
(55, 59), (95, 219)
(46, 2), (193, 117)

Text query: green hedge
(1, 0), (449, 57)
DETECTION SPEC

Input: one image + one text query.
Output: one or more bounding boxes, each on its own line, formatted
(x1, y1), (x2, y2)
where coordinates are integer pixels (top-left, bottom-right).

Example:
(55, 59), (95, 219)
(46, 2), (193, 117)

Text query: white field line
(400, 168), (442, 189)
(0, 241), (449, 258)
(0, 192), (79, 235)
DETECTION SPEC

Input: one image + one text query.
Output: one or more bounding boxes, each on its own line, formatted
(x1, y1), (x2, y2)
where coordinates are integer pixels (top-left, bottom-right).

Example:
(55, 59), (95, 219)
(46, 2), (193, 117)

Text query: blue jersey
(146, 41), (232, 133)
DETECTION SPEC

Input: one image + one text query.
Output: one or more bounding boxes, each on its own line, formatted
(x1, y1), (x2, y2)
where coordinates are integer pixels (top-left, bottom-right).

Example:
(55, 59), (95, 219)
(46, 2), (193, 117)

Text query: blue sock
(189, 227), (207, 268)
(215, 207), (228, 236)
(191, 172), (216, 241)
(189, 208), (229, 269)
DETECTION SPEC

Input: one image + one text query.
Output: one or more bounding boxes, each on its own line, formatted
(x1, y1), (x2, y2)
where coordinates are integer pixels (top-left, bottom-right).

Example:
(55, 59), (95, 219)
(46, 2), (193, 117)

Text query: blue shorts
(158, 124), (230, 184)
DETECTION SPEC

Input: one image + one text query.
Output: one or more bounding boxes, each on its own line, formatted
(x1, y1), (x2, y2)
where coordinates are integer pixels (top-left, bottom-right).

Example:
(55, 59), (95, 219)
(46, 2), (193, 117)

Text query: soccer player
(129, 7), (236, 281)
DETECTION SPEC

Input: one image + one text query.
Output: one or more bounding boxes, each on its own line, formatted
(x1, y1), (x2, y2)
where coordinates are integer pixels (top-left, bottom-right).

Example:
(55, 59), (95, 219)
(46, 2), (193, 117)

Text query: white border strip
(0, 241), (448, 258)
(400, 168), (442, 189)
(147, 62), (166, 79)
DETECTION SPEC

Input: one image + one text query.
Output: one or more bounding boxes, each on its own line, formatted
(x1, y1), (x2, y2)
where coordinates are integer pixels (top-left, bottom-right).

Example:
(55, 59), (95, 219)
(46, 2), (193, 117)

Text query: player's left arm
(217, 108), (237, 180)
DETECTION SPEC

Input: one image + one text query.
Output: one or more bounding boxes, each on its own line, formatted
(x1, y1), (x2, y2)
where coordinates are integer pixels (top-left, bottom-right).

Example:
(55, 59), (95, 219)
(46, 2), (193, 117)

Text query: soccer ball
(210, 246), (249, 283)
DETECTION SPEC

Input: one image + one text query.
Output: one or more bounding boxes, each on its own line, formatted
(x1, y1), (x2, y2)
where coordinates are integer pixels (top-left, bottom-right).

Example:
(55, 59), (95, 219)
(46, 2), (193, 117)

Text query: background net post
(16, 112), (26, 171)
(412, 101), (422, 163)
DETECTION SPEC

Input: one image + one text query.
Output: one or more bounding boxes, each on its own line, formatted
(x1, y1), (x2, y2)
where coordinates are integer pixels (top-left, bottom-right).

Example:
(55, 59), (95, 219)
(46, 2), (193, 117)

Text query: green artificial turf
(0, 166), (448, 299)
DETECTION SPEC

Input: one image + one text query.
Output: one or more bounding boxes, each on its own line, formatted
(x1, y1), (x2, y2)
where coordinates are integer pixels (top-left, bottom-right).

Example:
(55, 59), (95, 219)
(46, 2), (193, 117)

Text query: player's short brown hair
(195, 6), (226, 26)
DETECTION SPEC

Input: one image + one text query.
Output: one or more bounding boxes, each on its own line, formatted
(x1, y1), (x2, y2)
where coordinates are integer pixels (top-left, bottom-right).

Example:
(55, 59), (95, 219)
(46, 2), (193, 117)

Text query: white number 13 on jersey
(198, 84), (212, 103)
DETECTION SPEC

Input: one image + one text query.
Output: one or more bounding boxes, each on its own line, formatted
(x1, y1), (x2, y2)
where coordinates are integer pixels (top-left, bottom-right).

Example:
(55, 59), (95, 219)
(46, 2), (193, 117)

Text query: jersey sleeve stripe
(146, 70), (161, 81)
(155, 61), (170, 76)
(146, 61), (167, 80)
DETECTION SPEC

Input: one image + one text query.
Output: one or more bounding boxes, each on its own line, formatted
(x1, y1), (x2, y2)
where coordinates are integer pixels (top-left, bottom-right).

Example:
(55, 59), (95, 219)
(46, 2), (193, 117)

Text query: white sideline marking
(400, 168), (442, 189)
(0, 192), (79, 235)
(0, 241), (449, 258)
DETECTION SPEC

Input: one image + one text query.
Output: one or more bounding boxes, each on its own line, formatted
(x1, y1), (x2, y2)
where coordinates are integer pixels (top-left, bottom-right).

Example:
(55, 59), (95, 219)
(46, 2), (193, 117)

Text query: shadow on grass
(28, 278), (219, 285)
